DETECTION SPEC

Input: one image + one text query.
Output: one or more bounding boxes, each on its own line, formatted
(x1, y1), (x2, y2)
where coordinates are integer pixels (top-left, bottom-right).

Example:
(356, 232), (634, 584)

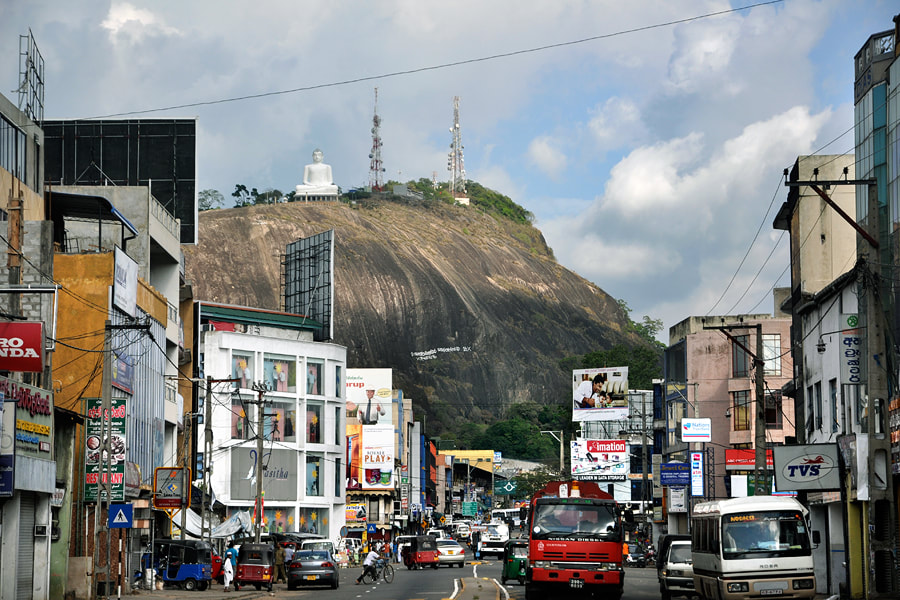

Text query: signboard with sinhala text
(85, 397), (126, 502)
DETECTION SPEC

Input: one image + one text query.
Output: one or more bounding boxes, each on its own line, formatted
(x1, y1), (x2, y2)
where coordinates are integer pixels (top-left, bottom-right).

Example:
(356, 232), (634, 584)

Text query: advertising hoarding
(570, 439), (628, 481)
(346, 368), (393, 425)
(361, 424), (394, 490)
(85, 397), (127, 502)
(230, 447), (299, 501)
(690, 452), (704, 497)
(113, 247), (138, 318)
(725, 448), (774, 470)
(659, 462), (690, 486)
(773, 444), (840, 491)
(681, 418), (712, 442)
(572, 367), (629, 422)
(0, 322), (44, 372)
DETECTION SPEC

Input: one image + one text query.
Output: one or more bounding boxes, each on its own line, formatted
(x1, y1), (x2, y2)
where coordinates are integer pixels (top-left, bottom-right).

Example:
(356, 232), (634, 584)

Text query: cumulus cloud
(527, 137), (567, 180)
(101, 3), (180, 42)
(588, 97), (644, 150)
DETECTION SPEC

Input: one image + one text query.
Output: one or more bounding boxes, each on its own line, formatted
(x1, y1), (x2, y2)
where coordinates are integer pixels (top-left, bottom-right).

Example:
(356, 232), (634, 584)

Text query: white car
(435, 539), (466, 568)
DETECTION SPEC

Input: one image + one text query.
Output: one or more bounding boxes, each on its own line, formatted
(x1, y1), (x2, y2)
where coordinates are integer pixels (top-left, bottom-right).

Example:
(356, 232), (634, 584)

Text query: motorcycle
(625, 552), (647, 568)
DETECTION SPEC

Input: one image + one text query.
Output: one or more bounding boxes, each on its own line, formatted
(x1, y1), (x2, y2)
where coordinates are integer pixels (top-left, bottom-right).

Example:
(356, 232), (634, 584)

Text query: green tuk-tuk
(500, 539), (529, 585)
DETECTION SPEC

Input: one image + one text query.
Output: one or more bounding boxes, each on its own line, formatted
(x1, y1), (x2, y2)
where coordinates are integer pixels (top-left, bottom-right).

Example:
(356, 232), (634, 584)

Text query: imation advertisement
(572, 367), (629, 422)
(346, 368), (393, 425)
(0, 322), (44, 372)
(361, 424), (394, 490)
(570, 439), (628, 481)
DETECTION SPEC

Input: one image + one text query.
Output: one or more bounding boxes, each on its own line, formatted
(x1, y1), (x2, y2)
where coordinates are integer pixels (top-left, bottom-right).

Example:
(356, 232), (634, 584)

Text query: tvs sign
(0, 322), (44, 372)
(773, 444), (840, 491)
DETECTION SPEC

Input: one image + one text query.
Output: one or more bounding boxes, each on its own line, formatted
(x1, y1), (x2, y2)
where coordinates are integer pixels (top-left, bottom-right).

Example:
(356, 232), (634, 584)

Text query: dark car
(287, 549), (339, 590)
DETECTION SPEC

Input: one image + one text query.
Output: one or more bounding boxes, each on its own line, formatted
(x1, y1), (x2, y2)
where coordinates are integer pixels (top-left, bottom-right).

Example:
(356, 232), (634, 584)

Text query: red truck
(525, 480), (625, 600)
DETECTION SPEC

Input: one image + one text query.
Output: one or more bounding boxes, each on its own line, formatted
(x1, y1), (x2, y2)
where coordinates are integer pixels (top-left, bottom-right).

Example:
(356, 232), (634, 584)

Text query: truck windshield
(532, 501), (619, 541)
(721, 510), (810, 559)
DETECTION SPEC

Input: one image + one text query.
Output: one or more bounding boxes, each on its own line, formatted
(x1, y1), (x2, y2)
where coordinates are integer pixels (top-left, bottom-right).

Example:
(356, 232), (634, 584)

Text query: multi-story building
(663, 312), (795, 533)
(196, 302), (347, 540)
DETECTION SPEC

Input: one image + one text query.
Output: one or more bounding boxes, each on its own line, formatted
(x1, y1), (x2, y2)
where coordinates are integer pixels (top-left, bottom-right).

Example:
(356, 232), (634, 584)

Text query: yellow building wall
(53, 251), (168, 412)
(1, 169), (44, 220)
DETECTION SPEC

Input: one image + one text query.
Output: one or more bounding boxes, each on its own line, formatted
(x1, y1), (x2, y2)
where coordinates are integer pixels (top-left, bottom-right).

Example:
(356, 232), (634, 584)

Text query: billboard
(230, 447), (299, 501)
(284, 230), (334, 341)
(659, 462), (691, 486)
(570, 439), (628, 481)
(681, 418), (712, 442)
(773, 444), (840, 491)
(346, 368), (393, 425)
(361, 424), (394, 490)
(85, 397), (127, 502)
(725, 448), (774, 470)
(113, 247), (138, 318)
(572, 367), (629, 422)
(690, 451), (704, 497)
(0, 322), (44, 372)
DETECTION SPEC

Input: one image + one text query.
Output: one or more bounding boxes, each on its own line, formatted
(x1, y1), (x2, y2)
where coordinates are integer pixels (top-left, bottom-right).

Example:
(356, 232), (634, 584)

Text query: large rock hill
(184, 197), (643, 432)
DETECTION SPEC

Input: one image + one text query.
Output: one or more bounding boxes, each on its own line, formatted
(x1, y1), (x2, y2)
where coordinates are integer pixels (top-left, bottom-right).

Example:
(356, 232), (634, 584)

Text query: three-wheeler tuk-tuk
(500, 539), (529, 585)
(402, 535), (440, 570)
(147, 539), (213, 591)
(234, 543), (275, 591)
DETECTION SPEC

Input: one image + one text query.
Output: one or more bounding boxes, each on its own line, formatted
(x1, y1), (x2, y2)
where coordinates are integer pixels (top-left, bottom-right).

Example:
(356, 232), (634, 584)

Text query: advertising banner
(669, 486), (687, 513)
(113, 247), (138, 318)
(773, 444), (840, 491)
(85, 397), (127, 502)
(725, 448), (774, 470)
(345, 503), (367, 525)
(659, 462), (690, 486)
(346, 368), (393, 425)
(690, 452), (704, 497)
(681, 418), (712, 442)
(8, 377), (53, 459)
(570, 439), (628, 481)
(572, 367), (629, 422)
(230, 447), (299, 501)
(361, 424), (394, 490)
(839, 314), (861, 385)
(346, 422), (363, 490)
(0, 321), (44, 372)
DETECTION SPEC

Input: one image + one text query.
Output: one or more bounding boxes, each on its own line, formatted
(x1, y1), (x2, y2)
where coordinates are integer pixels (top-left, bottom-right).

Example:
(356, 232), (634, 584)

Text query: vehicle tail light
(291, 561), (302, 568)
(322, 562), (334, 568)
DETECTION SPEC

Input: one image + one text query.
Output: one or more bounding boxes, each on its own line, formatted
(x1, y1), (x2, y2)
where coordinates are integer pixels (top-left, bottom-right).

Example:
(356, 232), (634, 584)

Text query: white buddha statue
(296, 148), (338, 197)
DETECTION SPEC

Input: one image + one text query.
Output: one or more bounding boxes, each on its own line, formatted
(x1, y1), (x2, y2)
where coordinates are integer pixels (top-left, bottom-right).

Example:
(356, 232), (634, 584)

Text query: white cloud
(527, 137), (567, 180)
(588, 97), (644, 151)
(101, 3), (180, 43)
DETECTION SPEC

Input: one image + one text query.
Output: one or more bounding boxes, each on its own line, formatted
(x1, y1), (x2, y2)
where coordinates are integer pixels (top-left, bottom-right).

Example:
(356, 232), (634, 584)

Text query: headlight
(661, 569), (668, 577)
(727, 582), (749, 593)
(793, 579), (815, 590)
(533, 561), (550, 569)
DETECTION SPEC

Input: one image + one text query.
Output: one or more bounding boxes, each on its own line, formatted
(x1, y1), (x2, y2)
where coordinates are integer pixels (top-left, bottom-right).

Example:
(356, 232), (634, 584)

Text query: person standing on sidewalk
(274, 543), (287, 584)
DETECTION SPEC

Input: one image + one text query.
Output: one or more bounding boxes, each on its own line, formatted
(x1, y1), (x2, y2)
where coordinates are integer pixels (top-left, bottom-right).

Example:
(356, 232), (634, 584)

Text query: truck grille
(543, 552), (610, 561)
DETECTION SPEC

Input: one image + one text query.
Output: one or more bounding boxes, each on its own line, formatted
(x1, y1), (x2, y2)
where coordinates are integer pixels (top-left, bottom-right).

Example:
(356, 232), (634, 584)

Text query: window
(307, 402), (322, 444)
(765, 391), (783, 429)
(306, 455), (322, 496)
(733, 390), (750, 431)
(762, 334), (781, 376)
(266, 401), (296, 442)
(806, 385), (814, 434)
(306, 360), (323, 395)
(334, 406), (342, 445)
(334, 458), (342, 497)
(297, 507), (322, 535)
(368, 498), (381, 522)
(830, 379), (839, 433)
(814, 382), (823, 430)
(232, 352), (254, 389)
(263, 355), (296, 393)
(335, 365), (343, 398)
(732, 335), (749, 377)
(231, 395), (249, 440)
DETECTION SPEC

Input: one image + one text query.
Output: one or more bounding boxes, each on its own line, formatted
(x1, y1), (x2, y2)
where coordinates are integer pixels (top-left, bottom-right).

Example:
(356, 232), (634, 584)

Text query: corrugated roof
(199, 302), (322, 331)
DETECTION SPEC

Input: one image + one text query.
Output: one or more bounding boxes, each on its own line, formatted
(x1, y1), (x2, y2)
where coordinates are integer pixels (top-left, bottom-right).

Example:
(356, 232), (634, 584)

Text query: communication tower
(368, 88), (385, 191)
(447, 96), (467, 197)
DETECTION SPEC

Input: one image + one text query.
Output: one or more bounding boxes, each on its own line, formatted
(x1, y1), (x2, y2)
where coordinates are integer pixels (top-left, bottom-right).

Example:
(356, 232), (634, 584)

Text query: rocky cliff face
(184, 198), (643, 432)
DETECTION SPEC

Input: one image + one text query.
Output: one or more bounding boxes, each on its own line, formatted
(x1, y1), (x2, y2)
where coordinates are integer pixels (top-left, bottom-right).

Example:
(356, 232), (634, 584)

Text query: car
(436, 539), (466, 568)
(426, 528), (450, 540)
(286, 549), (339, 590)
(658, 540), (695, 600)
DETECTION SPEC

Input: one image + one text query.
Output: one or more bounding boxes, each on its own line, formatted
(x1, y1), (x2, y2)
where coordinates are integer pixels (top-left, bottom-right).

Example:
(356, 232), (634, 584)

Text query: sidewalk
(452, 577), (502, 600)
(122, 584), (269, 599)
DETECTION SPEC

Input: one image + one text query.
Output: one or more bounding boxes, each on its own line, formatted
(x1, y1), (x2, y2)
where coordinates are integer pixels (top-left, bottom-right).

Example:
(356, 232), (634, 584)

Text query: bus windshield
(531, 500), (619, 541)
(722, 510), (810, 559)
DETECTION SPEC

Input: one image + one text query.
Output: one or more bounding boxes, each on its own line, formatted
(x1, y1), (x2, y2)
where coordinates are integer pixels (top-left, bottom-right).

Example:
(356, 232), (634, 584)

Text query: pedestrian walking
(274, 543), (287, 584)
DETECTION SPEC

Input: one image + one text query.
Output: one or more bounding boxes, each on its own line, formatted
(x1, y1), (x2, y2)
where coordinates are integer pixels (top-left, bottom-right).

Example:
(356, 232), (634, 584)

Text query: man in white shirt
(356, 548), (381, 584)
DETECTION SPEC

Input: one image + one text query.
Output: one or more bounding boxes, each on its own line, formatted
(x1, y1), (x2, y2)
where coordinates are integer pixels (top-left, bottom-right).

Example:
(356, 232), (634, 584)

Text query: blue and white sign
(690, 452), (704, 497)
(660, 462), (691, 486)
(773, 444), (840, 491)
(366, 523), (377, 534)
(681, 418), (712, 442)
(109, 503), (133, 528)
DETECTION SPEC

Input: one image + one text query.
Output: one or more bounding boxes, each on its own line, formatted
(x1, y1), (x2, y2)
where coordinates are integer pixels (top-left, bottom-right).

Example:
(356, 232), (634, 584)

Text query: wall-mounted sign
(659, 462), (690, 486)
(113, 247), (138, 318)
(724, 448), (774, 470)
(690, 452), (704, 497)
(840, 314), (861, 385)
(681, 418), (712, 442)
(0, 322), (44, 372)
(85, 397), (127, 502)
(773, 444), (840, 491)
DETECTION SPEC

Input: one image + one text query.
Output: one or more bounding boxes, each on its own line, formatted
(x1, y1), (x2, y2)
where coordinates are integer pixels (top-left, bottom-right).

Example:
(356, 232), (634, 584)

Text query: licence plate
(306, 575), (318, 581)
(570, 578), (585, 589)
(761, 590), (783, 596)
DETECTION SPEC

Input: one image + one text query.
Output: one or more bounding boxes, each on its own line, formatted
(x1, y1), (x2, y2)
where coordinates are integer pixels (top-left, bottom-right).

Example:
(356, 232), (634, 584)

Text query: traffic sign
(462, 501), (477, 516)
(494, 480), (517, 495)
(367, 523), (377, 534)
(109, 503), (133, 528)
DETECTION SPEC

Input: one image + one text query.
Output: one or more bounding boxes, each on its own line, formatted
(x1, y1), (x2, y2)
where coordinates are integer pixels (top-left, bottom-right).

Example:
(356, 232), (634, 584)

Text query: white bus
(691, 496), (816, 600)
(491, 507), (521, 526)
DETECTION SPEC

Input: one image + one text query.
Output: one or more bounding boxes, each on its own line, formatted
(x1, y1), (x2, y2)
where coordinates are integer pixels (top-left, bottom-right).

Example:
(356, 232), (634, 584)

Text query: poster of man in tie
(345, 368), (393, 425)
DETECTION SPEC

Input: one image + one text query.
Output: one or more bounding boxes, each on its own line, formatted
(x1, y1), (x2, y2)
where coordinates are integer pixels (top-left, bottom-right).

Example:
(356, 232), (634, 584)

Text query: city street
(126, 559), (662, 600)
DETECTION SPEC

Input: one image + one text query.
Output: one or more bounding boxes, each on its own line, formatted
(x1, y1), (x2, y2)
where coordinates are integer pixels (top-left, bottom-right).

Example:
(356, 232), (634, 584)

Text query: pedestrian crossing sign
(109, 503), (133, 528)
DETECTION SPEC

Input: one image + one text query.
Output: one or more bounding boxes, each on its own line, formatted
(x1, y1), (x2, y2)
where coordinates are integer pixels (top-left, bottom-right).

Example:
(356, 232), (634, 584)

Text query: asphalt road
(131, 559), (661, 600)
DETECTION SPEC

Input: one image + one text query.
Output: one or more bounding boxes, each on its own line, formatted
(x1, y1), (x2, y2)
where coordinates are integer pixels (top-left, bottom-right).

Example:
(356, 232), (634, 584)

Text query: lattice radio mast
(369, 88), (385, 191)
(447, 96), (466, 197)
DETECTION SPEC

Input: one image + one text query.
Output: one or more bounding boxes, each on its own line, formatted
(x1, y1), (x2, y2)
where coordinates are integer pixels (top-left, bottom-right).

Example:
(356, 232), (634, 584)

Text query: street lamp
(540, 430), (565, 476)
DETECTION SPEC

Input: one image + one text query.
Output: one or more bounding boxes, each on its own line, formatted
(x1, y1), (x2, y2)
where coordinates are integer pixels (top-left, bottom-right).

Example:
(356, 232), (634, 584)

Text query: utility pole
(540, 431), (565, 476)
(250, 381), (271, 542)
(199, 376), (238, 545)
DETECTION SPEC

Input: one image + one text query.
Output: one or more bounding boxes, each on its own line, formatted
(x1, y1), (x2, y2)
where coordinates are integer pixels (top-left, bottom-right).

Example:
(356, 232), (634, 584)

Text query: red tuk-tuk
(234, 543), (275, 591)
(402, 535), (440, 570)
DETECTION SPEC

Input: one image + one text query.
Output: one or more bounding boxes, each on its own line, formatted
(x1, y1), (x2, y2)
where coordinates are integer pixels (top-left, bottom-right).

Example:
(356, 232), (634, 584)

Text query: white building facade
(198, 303), (347, 541)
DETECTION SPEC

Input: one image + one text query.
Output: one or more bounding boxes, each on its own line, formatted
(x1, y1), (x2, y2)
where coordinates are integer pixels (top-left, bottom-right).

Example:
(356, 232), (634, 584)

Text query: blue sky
(1, 1), (896, 340)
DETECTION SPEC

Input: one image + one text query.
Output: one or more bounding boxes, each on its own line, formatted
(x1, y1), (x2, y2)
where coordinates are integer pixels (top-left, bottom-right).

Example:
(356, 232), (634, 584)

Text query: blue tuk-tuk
(147, 539), (213, 591)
